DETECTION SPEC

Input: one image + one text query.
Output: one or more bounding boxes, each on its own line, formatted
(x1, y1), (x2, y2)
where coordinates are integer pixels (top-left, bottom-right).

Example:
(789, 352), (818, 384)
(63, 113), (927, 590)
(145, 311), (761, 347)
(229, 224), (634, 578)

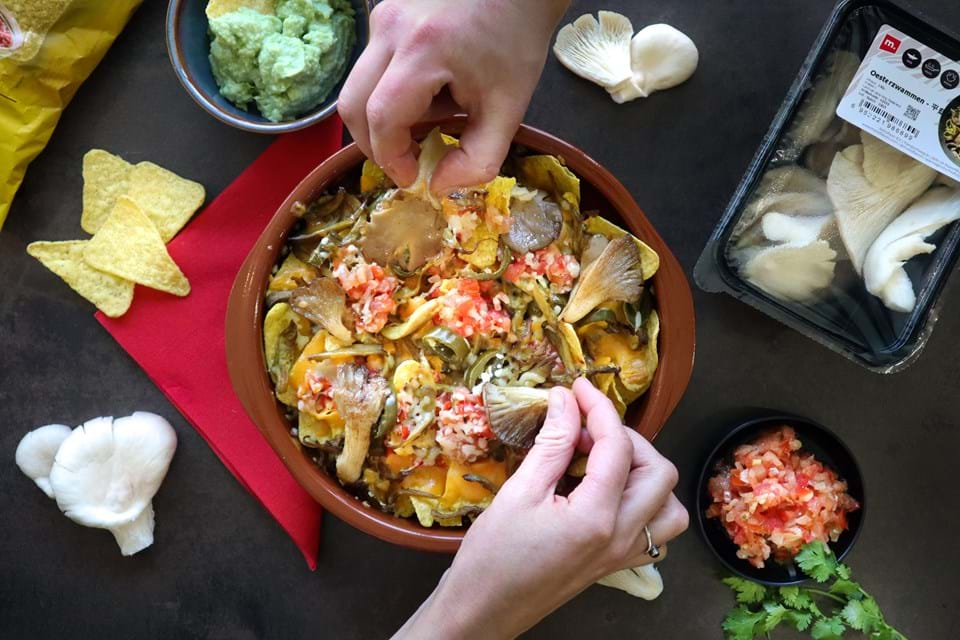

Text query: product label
(837, 25), (960, 182)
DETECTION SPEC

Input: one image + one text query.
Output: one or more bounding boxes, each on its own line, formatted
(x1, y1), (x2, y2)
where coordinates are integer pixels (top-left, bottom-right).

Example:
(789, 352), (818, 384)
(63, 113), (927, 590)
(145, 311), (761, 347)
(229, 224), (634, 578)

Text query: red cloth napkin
(96, 117), (344, 569)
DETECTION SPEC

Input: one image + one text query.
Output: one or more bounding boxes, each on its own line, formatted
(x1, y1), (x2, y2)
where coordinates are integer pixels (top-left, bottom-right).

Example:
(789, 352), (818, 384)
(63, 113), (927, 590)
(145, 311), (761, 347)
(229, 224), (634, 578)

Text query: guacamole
(208, 0), (355, 123)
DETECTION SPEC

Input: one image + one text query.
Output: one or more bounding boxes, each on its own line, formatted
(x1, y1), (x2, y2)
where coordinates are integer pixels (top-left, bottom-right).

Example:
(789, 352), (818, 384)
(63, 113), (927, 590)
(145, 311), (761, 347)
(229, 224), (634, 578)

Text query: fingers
(366, 57), (450, 187)
(626, 495), (689, 567)
(567, 379), (632, 518)
(338, 42), (393, 160)
(509, 387), (581, 499)
(430, 96), (520, 191)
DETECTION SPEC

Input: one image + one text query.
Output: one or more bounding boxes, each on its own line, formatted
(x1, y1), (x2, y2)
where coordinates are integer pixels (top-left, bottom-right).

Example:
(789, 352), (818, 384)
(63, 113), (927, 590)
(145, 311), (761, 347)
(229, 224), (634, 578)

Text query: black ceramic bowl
(165, 0), (371, 133)
(940, 94), (960, 169)
(696, 414), (865, 586)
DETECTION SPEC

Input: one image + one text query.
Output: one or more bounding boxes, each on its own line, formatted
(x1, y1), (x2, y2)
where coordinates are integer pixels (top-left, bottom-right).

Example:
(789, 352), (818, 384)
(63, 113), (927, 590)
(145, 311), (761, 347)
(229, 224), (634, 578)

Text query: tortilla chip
(516, 155), (581, 206)
(125, 162), (205, 243)
(26, 240), (134, 318)
(460, 224), (499, 269)
(484, 176), (515, 215)
(360, 159), (391, 193)
(584, 216), (661, 280)
(205, 0), (276, 19)
(84, 197), (191, 296)
(81, 150), (133, 235)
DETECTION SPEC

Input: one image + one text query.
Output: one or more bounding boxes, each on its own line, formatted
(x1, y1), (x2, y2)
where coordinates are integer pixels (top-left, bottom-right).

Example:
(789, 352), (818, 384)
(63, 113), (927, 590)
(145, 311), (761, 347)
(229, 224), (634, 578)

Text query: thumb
(509, 387), (580, 498)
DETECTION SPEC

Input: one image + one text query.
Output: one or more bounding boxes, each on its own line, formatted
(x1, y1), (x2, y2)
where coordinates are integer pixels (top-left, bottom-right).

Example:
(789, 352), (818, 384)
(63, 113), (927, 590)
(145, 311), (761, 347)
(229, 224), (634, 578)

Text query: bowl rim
(695, 413), (866, 586)
(164, 0), (366, 134)
(225, 117), (697, 552)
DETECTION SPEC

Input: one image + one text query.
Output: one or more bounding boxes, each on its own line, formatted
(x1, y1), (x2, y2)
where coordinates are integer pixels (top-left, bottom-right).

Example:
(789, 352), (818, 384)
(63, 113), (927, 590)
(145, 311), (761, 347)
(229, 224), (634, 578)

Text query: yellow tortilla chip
(205, 0), (276, 19)
(516, 155), (580, 206)
(84, 197), (191, 297)
(360, 159), (392, 193)
(81, 150), (133, 235)
(125, 162), (205, 243)
(26, 240), (134, 318)
(584, 216), (660, 280)
(460, 224), (499, 269)
(484, 176), (515, 215)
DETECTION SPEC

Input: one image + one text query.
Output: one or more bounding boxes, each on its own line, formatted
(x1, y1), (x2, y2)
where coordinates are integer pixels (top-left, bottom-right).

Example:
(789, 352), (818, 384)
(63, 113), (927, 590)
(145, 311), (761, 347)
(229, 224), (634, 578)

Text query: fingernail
(549, 387), (565, 413)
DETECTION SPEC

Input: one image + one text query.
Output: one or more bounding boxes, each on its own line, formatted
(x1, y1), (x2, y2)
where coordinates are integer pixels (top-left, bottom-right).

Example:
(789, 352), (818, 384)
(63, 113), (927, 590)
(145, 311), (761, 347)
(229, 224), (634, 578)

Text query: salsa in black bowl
(696, 414), (865, 586)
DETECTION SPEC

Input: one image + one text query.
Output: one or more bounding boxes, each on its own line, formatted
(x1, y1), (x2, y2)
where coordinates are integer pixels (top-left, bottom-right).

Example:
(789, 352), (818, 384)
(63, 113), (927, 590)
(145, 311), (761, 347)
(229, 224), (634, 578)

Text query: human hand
(394, 378), (689, 639)
(338, 0), (570, 192)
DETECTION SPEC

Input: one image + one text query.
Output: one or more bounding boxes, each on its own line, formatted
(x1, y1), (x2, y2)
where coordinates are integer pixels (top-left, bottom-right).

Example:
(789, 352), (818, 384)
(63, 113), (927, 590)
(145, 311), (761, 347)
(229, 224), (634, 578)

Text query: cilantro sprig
(720, 542), (907, 640)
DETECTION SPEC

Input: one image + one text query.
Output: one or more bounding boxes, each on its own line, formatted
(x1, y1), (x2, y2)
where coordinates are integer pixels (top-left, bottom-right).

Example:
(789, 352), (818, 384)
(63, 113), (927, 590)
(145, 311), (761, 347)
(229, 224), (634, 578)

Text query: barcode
(859, 99), (919, 136)
(905, 105), (921, 121)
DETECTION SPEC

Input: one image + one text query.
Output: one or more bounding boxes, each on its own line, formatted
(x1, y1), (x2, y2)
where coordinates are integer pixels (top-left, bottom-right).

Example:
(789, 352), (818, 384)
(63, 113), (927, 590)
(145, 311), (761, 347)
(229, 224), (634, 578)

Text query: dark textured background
(2, 0), (958, 638)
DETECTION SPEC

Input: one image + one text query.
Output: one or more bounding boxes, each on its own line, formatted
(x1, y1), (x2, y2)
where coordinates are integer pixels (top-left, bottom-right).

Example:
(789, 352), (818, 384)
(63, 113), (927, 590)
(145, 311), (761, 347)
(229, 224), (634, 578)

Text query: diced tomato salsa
(436, 388), (495, 463)
(333, 245), (398, 334)
(504, 245), (580, 293)
(705, 426), (859, 568)
(431, 278), (511, 338)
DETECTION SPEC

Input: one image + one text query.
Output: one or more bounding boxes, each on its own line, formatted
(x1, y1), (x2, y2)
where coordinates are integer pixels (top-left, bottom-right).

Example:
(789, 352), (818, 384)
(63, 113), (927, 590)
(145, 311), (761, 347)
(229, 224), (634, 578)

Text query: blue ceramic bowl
(166, 0), (371, 133)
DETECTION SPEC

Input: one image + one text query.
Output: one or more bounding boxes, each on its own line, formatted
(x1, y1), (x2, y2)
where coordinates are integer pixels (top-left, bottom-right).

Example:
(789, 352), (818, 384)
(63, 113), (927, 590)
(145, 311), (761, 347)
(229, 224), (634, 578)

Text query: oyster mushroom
(289, 277), (353, 343)
(863, 187), (960, 312)
(482, 385), (551, 449)
(560, 236), (643, 323)
(624, 23), (699, 100)
(739, 241), (837, 303)
(505, 193), (563, 253)
(553, 13), (697, 103)
(760, 211), (834, 245)
(828, 136), (937, 272)
(553, 11), (635, 102)
(48, 412), (177, 556)
(15, 424), (72, 498)
(332, 363), (389, 483)
(597, 565), (664, 600)
(733, 166), (832, 241)
(359, 128), (450, 271)
(787, 50), (861, 151)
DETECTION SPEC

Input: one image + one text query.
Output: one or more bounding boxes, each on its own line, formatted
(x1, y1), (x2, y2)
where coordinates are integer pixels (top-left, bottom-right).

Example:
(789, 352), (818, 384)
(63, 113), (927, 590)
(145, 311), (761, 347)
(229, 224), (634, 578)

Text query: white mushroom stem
(111, 503), (156, 557)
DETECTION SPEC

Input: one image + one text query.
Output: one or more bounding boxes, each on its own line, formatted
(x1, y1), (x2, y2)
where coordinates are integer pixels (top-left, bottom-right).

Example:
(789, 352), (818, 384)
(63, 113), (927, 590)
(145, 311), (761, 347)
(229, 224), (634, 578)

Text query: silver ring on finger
(643, 525), (661, 558)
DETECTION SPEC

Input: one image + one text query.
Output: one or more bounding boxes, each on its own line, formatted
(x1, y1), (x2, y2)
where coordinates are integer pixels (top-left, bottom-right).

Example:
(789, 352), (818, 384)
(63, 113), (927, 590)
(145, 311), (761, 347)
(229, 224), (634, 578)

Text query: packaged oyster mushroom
(696, 0), (960, 372)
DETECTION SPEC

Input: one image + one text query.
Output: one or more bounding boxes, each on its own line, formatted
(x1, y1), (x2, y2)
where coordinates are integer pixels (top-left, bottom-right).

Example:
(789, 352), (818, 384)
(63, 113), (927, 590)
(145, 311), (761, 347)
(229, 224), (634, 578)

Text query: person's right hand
(394, 378), (689, 639)
(337, 0), (569, 192)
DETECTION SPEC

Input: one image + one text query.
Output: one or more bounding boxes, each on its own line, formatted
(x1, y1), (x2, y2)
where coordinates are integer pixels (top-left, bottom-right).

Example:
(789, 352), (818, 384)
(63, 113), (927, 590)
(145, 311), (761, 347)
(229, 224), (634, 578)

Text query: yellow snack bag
(0, 0), (143, 229)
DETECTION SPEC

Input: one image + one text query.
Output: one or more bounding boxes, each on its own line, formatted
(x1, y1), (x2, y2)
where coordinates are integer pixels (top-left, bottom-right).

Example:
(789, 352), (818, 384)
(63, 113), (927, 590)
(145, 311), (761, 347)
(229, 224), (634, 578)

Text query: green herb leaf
(785, 610), (814, 632)
(841, 597), (882, 632)
(829, 579), (862, 599)
(811, 616), (846, 640)
(722, 606), (766, 640)
(780, 586), (821, 615)
(762, 603), (789, 632)
(836, 563), (852, 580)
(723, 577), (768, 604)
(796, 541), (837, 582)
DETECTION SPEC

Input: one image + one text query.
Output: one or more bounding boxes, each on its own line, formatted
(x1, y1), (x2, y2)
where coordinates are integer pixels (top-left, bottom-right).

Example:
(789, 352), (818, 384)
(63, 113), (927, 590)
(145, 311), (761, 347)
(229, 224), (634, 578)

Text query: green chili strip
(422, 327), (470, 366)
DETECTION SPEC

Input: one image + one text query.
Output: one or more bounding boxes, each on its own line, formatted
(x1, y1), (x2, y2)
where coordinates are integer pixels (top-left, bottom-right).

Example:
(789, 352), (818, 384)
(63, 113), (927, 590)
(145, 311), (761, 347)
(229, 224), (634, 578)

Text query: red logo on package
(880, 34), (901, 53)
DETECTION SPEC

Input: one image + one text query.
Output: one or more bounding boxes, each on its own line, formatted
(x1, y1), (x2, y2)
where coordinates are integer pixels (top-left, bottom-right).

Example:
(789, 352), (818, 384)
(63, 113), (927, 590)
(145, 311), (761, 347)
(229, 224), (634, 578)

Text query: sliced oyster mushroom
(505, 194), (563, 253)
(333, 364), (389, 483)
(483, 384), (551, 449)
(360, 192), (445, 272)
(289, 277), (353, 343)
(560, 236), (643, 323)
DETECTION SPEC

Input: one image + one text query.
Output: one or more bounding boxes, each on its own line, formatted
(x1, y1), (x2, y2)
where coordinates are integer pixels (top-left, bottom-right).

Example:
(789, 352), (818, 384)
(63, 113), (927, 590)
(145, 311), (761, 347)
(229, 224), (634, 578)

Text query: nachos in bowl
(263, 129), (661, 527)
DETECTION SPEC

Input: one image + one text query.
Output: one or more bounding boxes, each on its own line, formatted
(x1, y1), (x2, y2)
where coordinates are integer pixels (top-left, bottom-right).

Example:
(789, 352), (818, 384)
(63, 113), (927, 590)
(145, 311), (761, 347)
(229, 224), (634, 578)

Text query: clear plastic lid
(696, 0), (960, 372)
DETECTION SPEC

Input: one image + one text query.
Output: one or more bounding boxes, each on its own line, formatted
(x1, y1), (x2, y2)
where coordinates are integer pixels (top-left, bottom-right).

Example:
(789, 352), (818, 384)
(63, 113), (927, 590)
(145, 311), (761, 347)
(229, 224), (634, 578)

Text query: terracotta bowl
(226, 118), (696, 552)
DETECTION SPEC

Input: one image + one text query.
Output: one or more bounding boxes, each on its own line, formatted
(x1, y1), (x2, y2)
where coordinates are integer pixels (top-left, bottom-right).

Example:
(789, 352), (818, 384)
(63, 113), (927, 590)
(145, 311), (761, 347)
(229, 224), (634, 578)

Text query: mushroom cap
(554, 11), (634, 89)
(787, 50), (861, 150)
(740, 240), (837, 303)
(761, 212), (834, 245)
(15, 424), (73, 499)
(629, 24), (699, 95)
(49, 413), (177, 529)
(597, 565), (664, 600)
(863, 186), (960, 312)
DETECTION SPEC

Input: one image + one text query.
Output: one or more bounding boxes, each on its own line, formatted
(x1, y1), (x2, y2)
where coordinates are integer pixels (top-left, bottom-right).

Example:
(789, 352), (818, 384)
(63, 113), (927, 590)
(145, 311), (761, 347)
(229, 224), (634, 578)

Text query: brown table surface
(2, 0), (958, 637)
